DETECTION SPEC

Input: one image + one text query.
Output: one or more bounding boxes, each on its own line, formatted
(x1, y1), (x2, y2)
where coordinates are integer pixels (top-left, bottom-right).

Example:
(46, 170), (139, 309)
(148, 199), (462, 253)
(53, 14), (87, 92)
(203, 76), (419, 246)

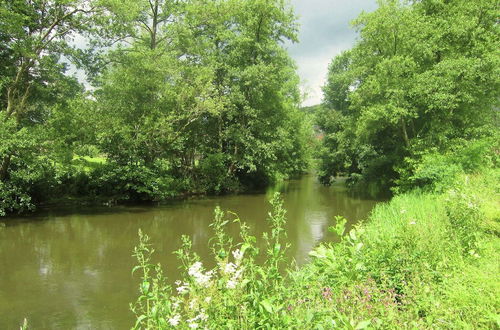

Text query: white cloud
(291, 42), (352, 106)
(288, 0), (377, 106)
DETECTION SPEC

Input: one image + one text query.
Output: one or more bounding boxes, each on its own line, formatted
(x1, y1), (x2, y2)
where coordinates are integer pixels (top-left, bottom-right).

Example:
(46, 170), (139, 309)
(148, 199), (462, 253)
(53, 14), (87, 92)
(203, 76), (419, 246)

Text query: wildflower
(409, 220), (416, 225)
(168, 315), (181, 326)
(198, 310), (208, 321)
(176, 282), (189, 294)
(188, 262), (213, 287)
(232, 249), (244, 261)
(223, 262), (237, 274)
(469, 250), (480, 258)
(195, 272), (212, 287)
(189, 298), (198, 309)
(188, 262), (203, 277)
(204, 297), (212, 303)
(322, 287), (333, 300)
(233, 268), (243, 280)
(226, 279), (237, 289)
(188, 322), (199, 329)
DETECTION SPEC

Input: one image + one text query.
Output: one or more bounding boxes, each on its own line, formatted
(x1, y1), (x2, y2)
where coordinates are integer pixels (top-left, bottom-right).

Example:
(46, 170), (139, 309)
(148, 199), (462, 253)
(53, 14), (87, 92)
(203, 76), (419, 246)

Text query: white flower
(168, 315), (181, 326)
(188, 262), (213, 287)
(233, 268), (243, 280)
(189, 298), (198, 309)
(188, 262), (203, 277)
(197, 309), (208, 321)
(226, 279), (237, 289)
(204, 296), (211, 303)
(196, 272), (212, 287)
(232, 249), (244, 261)
(409, 221), (416, 225)
(224, 262), (237, 274)
(188, 322), (199, 329)
(176, 283), (189, 294)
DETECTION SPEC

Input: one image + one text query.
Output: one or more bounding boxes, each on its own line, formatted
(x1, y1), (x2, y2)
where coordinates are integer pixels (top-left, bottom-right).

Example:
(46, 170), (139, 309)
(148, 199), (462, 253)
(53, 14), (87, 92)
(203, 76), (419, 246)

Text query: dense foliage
(0, 0), (312, 215)
(317, 0), (499, 192)
(131, 168), (500, 328)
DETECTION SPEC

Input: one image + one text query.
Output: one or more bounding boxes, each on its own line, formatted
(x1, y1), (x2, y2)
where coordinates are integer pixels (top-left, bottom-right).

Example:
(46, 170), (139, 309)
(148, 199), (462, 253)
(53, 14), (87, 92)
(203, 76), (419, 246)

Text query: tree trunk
(150, 0), (159, 49)
(0, 155), (11, 181)
(400, 117), (410, 148)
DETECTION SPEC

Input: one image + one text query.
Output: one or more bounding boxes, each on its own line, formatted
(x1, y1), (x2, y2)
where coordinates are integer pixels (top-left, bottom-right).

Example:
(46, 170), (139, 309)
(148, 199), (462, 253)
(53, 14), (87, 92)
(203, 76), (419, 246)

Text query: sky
(287, 0), (378, 106)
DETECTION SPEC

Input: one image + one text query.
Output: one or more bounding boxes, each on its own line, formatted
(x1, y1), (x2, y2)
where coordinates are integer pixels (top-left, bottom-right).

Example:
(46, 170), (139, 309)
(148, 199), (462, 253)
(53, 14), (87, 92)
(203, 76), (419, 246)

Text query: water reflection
(0, 175), (381, 329)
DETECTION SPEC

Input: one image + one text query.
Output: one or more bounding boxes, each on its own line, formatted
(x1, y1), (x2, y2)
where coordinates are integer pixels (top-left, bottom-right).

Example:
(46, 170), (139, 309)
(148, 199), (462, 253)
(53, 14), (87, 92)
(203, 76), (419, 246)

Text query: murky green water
(0, 176), (381, 329)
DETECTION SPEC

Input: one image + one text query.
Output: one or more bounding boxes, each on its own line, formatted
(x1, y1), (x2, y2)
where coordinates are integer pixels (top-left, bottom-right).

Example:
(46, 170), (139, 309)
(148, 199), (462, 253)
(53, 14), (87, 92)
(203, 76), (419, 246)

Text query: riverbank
(131, 168), (499, 328)
(0, 153), (311, 218)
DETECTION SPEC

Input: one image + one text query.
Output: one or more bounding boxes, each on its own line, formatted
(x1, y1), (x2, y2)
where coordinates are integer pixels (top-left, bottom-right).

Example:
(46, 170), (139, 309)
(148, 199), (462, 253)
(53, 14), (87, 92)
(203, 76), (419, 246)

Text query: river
(0, 175), (381, 329)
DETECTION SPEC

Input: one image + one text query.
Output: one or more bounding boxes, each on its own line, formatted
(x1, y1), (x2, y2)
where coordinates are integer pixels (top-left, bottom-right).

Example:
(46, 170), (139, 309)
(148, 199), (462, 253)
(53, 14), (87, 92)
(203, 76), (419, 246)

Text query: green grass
(71, 155), (107, 172)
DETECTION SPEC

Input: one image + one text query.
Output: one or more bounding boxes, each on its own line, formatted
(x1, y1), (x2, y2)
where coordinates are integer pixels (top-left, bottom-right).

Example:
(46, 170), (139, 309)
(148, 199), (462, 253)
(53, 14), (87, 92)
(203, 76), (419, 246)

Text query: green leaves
(93, 0), (310, 197)
(0, 0), (312, 215)
(329, 215), (347, 237)
(259, 299), (275, 314)
(319, 0), (499, 191)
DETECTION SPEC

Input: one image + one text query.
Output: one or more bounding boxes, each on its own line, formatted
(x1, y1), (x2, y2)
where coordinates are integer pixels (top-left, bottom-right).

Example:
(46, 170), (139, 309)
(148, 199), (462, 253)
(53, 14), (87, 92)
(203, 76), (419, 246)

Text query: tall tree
(95, 0), (310, 192)
(319, 0), (499, 188)
(0, 0), (98, 180)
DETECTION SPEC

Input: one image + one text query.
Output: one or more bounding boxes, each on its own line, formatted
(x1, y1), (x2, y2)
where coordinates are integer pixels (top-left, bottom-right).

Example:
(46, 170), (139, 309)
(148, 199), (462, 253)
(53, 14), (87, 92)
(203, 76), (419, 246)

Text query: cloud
(287, 0), (377, 106)
(288, 41), (352, 106)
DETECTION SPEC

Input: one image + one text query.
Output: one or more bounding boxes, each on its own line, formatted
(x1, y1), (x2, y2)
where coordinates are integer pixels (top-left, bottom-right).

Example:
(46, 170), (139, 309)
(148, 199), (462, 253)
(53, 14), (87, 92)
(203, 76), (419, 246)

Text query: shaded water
(0, 175), (381, 329)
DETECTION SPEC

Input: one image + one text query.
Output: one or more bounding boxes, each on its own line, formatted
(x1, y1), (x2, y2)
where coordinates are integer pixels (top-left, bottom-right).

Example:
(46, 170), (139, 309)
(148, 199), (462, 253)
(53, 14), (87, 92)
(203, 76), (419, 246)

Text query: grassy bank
(131, 169), (499, 329)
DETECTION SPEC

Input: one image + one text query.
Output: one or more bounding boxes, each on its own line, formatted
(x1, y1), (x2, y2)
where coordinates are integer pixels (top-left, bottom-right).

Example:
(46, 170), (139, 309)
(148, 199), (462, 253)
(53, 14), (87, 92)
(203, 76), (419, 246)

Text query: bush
(394, 137), (499, 194)
(395, 152), (462, 193)
(0, 181), (34, 216)
(92, 162), (178, 201)
(445, 189), (482, 254)
(196, 153), (240, 194)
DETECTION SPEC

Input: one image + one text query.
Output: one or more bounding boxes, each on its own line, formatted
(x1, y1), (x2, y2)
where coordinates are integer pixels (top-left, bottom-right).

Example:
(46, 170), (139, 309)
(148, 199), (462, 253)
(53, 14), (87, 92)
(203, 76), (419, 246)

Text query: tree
(94, 0), (311, 194)
(319, 0), (499, 190)
(0, 0), (99, 180)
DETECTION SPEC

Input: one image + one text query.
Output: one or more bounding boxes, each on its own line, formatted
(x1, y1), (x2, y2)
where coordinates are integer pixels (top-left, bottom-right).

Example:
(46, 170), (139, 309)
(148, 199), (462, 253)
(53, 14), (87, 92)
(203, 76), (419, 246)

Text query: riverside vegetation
(131, 169), (499, 328)
(128, 0), (499, 328)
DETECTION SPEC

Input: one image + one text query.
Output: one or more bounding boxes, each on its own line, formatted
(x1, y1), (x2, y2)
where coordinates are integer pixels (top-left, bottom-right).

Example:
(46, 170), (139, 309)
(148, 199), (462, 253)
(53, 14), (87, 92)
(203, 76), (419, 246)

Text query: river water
(0, 175), (381, 329)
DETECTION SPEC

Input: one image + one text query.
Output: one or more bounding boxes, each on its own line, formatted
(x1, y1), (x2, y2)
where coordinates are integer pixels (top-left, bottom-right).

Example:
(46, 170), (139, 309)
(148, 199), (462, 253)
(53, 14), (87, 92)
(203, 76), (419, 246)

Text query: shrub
(196, 153), (240, 194)
(394, 152), (462, 193)
(0, 181), (34, 216)
(444, 189), (482, 254)
(92, 162), (178, 201)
